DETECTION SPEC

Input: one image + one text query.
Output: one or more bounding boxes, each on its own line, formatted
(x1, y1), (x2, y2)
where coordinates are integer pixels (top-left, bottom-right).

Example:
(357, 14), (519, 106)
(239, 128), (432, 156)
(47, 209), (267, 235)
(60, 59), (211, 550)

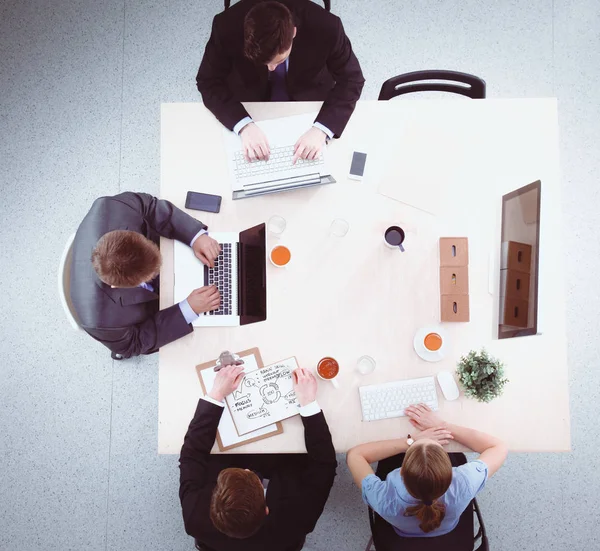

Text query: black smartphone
(185, 191), (222, 213)
(349, 151), (367, 180)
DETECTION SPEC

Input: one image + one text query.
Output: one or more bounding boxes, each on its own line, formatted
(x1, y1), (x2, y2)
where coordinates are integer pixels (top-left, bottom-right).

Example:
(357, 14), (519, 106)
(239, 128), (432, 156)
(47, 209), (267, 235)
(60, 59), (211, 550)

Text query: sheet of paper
(226, 357), (300, 436)
(199, 353), (279, 448)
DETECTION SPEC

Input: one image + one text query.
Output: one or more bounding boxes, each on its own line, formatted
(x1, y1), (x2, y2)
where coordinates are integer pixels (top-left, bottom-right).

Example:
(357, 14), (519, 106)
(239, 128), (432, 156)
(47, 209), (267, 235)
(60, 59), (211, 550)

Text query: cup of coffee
(269, 244), (292, 268)
(384, 226), (406, 252)
(316, 357), (340, 388)
(423, 332), (443, 352)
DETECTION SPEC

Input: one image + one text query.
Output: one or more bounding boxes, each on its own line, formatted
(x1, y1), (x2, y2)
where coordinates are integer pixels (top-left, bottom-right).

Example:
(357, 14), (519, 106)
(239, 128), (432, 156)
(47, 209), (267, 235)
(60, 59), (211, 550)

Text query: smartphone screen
(185, 191), (222, 213)
(350, 152), (367, 177)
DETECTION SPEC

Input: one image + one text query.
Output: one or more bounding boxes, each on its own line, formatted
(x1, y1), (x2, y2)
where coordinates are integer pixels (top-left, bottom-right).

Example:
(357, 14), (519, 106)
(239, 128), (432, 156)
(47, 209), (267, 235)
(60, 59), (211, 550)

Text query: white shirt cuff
(178, 299), (200, 325)
(313, 122), (334, 140)
(202, 395), (225, 407)
(233, 116), (253, 136)
(299, 400), (321, 417)
(189, 228), (208, 247)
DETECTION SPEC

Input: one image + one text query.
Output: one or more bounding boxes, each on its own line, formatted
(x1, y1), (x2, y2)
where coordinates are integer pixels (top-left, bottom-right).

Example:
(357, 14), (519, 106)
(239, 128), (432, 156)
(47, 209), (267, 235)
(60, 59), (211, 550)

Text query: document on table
(226, 357), (301, 436)
(198, 353), (279, 448)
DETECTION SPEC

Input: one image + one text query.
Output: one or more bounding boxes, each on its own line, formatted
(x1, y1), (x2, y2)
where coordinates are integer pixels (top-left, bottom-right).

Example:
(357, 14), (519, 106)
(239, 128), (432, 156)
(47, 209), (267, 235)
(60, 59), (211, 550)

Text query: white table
(158, 99), (570, 454)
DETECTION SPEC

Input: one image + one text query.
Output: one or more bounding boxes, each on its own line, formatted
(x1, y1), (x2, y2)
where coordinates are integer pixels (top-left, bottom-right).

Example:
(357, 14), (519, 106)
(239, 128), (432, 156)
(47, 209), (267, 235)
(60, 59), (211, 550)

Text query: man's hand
(187, 286), (220, 314)
(293, 126), (327, 164)
(240, 122), (270, 161)
(413, 427), (453, 446)
(405, 403), (448, 430)
(292, 367), (318, 407)
(209, 364), (245, 402)
(193, 234), (221, 268)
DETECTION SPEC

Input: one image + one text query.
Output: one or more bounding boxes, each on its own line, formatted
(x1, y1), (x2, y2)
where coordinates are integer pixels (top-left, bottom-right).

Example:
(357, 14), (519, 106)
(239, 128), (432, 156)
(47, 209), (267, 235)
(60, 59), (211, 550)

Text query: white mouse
(437, 371), (460, 401)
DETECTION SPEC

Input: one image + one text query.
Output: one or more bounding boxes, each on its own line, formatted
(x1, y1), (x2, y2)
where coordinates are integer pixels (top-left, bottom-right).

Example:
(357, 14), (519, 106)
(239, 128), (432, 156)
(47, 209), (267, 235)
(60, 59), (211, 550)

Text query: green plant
(456, 349), (508, 403)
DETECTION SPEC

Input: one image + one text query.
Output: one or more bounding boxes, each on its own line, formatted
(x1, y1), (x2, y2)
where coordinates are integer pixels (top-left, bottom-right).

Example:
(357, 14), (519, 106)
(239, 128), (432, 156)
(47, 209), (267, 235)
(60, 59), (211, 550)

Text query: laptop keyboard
(234, 145), (324, 180)
(206, 243), (233, 316)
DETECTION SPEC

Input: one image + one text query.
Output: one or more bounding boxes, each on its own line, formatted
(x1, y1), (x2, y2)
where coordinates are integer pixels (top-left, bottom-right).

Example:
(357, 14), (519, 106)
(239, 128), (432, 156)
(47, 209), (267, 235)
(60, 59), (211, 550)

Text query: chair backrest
(224, 0), (331, 12)
(378, 70), (486, 100)
(57, 232), (82, 331)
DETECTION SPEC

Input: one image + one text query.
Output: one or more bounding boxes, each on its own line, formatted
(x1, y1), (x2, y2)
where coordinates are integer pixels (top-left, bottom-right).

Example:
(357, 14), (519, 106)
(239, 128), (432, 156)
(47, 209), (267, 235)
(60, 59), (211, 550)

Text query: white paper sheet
(199, 353), (279, 448)
(226, 357), (300, 436)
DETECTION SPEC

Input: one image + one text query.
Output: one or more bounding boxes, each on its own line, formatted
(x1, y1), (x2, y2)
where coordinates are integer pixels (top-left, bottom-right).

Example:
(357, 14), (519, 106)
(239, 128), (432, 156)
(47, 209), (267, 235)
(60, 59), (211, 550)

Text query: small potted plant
(456, 349), (508, 403)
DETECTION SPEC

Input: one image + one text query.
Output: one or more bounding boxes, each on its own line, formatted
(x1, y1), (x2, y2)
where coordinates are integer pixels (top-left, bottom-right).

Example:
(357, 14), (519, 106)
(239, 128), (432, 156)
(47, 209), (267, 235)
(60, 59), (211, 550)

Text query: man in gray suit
(70, 192), (220, 359)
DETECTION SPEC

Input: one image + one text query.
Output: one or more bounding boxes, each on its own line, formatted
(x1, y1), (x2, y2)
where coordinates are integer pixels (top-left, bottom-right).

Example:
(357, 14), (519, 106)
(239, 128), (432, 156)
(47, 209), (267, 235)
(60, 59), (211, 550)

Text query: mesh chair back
(378, 70), (486, 100)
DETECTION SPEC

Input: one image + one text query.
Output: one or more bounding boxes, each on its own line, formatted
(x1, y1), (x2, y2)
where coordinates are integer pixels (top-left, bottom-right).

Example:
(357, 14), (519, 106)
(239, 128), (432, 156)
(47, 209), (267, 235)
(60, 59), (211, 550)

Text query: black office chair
(365, 453), (489, 551)
(378, 71), (486, 100)
(224, 0), (331, 11)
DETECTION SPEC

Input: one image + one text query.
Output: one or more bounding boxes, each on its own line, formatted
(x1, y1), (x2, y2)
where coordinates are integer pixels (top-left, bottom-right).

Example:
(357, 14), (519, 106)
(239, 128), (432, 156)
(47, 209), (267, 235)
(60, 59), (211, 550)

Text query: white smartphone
(348, 151), (367, 181)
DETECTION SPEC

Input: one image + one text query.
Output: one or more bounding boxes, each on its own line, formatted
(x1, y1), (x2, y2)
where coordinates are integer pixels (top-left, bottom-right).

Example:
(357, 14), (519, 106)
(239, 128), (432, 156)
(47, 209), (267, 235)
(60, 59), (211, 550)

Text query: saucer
(413, 326), (447, 362)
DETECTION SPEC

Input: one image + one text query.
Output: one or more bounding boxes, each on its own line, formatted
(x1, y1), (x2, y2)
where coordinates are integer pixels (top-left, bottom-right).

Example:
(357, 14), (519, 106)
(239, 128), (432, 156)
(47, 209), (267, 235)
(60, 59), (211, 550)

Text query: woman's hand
(405, 403), (447, 430)
(413, 427), (453, 446)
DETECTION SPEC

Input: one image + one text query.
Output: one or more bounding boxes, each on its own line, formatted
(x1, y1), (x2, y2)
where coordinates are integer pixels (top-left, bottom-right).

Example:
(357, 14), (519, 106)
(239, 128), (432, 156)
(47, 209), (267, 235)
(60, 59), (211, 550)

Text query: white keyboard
(233, 145), (324, 181)
(359, 377), (439, 422)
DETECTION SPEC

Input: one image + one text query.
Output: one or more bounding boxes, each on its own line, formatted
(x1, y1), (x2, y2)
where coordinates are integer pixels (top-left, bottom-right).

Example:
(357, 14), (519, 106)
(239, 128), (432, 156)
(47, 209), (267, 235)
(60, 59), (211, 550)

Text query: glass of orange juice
(269, 244), (292, 268)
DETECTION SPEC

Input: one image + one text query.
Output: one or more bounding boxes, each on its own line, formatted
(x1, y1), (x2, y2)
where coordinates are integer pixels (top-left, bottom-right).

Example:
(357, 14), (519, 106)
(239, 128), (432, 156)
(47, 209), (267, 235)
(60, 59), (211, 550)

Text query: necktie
(269, 62), (290, 101)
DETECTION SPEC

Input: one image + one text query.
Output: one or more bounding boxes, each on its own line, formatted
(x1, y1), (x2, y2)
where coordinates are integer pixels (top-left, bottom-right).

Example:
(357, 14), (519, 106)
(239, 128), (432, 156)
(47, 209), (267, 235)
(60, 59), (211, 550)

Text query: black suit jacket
(179, 399), (337, 551)
(70, 192), (206, 358)
(196, 0), (365, 137)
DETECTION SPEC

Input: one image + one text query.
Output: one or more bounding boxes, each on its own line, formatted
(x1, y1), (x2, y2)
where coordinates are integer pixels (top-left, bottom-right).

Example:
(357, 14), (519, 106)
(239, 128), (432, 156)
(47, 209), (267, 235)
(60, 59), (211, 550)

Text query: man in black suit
(70, 192), (221, 359)
(179, 365), (337, 551)
(197, 0), (364, 163)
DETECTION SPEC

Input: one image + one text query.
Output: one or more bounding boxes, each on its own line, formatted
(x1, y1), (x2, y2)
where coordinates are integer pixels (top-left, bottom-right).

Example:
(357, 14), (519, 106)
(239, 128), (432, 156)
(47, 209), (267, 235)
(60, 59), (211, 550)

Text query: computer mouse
(436, 371), (460, 401)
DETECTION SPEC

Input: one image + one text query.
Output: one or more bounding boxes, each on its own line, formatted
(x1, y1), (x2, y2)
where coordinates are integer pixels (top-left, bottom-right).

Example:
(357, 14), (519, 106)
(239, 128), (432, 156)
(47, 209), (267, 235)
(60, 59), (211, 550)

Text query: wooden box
(500, 269), (531, 301)
(500, 296), (529, 328)
(500, 241), (532, 274)
(441, 294), (470, 322)
(440, 266), (469, 295)
(439, 237), (469, 267)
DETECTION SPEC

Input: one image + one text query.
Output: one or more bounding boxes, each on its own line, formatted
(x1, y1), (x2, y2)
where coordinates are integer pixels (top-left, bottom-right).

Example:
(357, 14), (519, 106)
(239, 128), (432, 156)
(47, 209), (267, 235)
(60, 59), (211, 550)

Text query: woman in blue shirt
(347, 404), (507, 537)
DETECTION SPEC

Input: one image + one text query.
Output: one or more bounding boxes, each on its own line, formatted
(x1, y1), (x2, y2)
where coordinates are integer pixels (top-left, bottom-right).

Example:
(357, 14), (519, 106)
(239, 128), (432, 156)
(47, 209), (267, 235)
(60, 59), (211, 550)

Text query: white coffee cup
(316, 357), (340, 389)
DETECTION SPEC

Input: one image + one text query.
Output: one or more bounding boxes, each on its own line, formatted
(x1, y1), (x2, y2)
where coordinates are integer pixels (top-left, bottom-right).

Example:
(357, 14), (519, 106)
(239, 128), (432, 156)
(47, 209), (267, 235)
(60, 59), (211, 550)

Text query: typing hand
(413, 427), (453, 446)
(240, 122), (270, 161)
(292, 126), (327, 164)
(187, 285), (220, 314)
(405, 403), (447, 430)
(209, 364), (245, 402)
(193, 234), (221, 268)
(292, 367), (318, 406)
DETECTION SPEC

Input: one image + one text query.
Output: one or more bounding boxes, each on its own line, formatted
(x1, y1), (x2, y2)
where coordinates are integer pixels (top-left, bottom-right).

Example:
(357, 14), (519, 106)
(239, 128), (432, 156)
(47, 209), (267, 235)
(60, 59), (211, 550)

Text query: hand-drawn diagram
(225, 357), (301, 436)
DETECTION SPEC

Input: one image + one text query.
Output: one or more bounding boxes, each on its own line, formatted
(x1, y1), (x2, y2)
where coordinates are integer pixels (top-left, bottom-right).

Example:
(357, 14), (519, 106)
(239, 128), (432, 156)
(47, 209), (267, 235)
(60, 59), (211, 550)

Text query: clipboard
(195, 347), (284, 452)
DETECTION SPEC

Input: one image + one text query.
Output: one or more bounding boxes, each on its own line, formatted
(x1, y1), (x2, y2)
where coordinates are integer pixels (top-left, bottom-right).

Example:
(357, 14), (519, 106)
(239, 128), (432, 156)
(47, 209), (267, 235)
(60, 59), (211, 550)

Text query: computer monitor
(239, 223), (266, 325)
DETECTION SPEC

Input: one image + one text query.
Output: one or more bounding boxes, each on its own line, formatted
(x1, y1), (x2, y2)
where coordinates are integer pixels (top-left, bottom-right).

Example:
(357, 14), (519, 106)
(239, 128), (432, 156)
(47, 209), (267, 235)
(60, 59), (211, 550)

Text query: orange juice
(270, 245), (291, 267)
(424, 332), (443, 351)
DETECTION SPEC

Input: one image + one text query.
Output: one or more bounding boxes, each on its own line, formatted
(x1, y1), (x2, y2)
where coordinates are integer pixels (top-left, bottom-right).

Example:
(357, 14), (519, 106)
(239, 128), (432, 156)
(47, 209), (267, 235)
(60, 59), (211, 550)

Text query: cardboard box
(500, 241), (532, 274)
(440, 266), (469, 295)
(441, 294), (470, 322)
(500, 269), (531, 301)
(439, 237), (469, 266)
(500, 296), (529, 328)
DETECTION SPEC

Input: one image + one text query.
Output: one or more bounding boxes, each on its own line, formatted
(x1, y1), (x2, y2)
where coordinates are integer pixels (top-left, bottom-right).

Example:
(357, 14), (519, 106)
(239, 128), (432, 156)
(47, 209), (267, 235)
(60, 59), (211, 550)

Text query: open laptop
(223, 112), (336, 199)
(173, 223), (266, 327)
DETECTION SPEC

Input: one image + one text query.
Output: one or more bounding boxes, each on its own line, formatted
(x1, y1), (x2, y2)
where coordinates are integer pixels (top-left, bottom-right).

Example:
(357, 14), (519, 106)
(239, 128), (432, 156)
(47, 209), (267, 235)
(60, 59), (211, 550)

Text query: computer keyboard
(206, 243), (233, 316)
(359, 377), (439, 422)
(233, 145), (324, 180)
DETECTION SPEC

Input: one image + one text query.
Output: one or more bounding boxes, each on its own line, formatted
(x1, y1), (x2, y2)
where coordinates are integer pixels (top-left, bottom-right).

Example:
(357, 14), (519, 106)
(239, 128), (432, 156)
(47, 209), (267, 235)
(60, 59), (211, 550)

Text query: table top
(159, 98), (570, 454)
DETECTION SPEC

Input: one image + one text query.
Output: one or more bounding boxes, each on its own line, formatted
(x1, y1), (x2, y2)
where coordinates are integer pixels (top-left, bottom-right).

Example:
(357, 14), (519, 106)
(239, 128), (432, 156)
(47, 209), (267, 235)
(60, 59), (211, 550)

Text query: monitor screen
(239, 223), (266, 325)
(498, 181), (541, 339)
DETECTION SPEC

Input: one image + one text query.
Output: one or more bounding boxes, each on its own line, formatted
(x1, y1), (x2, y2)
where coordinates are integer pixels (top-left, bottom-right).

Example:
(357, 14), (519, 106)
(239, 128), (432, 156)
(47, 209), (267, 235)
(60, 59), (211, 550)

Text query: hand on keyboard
(187, 285), (220, 315)
(413, 426), (454, 446)
(192, 234), (221, 268)
(293, 126), (327, 164)
(240, 122), (270, 161)
(405, 403), (447, 431)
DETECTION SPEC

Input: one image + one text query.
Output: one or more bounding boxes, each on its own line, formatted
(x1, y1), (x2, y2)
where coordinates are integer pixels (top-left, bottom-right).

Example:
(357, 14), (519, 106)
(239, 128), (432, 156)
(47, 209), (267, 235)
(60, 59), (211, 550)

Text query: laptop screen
(238, 223), (266, 325)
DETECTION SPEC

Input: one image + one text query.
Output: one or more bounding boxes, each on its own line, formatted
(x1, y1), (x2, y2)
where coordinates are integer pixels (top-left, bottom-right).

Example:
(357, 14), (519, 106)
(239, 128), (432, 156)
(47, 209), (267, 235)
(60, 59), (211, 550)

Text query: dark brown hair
(401, 442), (453, 533)
(210, 468), (266, 539)
(243, 1), (295, 64)
(91, 230), (161, 287)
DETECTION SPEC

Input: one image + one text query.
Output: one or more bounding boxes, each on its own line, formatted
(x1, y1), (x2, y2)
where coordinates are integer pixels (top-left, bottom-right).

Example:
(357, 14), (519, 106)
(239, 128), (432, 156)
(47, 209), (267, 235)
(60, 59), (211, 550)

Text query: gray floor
(1, 0), (599, 549)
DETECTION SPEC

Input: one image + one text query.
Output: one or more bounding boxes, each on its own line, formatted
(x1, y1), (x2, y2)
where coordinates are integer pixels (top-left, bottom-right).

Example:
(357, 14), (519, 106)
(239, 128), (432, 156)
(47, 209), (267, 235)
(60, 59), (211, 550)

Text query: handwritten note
(226, 357), (300, 436)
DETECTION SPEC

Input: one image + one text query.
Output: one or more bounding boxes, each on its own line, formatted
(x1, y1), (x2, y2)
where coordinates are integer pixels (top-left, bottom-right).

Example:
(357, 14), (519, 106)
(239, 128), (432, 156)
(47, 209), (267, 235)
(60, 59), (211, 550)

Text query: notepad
(226, 357), (301, 436)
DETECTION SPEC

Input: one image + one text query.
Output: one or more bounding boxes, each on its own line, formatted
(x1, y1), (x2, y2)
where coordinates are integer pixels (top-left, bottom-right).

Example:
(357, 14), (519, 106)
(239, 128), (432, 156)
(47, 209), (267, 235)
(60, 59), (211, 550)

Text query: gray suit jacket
(70, 192), (206, 358)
